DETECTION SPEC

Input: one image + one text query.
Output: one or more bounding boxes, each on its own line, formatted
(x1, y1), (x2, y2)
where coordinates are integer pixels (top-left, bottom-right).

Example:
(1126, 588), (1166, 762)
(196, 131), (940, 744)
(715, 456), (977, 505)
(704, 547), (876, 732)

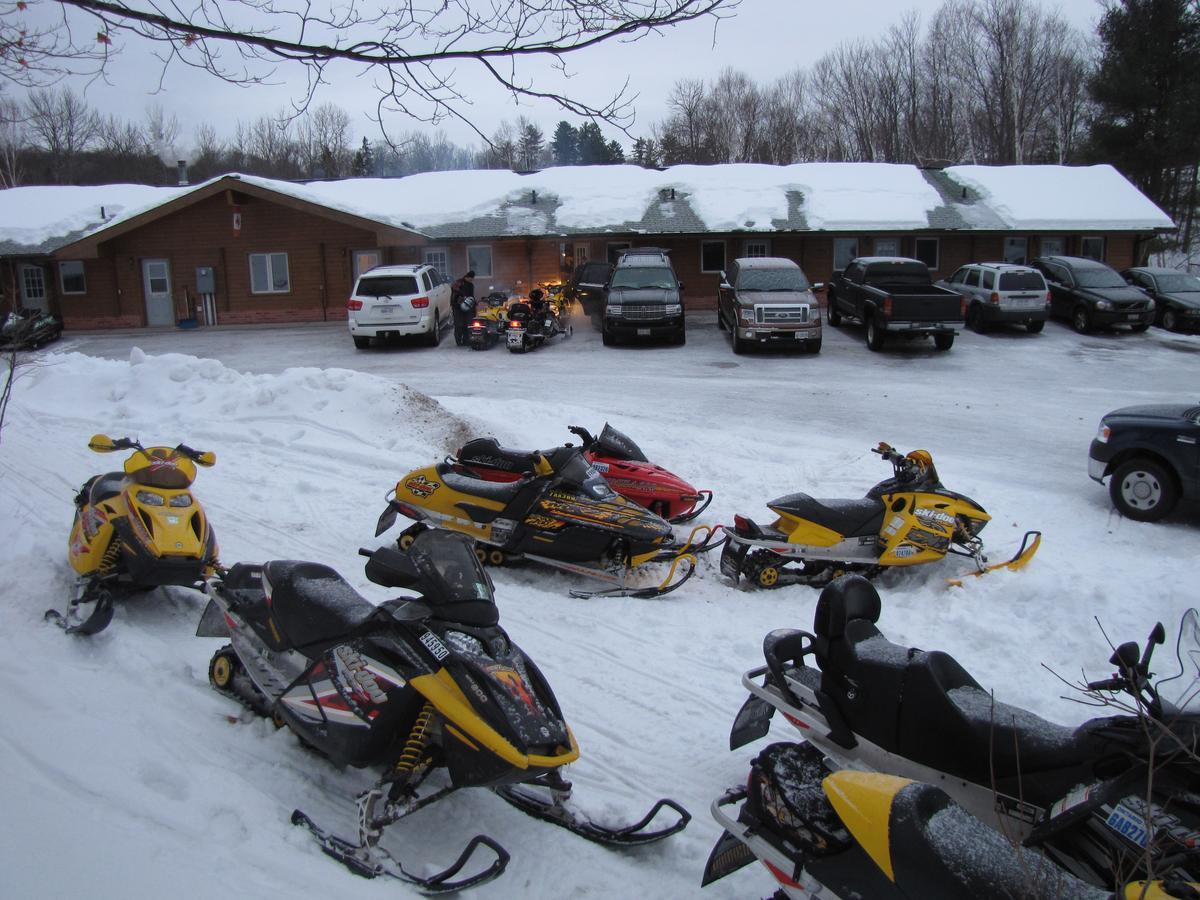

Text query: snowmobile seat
(437, 465), (530, 504)
(261, 560), (376, 652)
(88, 472), (128, 505)
(770, 493), (884, 538)
(457, 438), (539, 475)
(896, 649), (1087, 783)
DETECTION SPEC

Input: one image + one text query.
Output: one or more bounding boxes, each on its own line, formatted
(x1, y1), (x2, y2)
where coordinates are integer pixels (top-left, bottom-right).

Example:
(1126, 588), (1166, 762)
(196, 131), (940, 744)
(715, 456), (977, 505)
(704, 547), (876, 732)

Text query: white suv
(347, 264), (452, 349)
(936, 262), (1050, 334)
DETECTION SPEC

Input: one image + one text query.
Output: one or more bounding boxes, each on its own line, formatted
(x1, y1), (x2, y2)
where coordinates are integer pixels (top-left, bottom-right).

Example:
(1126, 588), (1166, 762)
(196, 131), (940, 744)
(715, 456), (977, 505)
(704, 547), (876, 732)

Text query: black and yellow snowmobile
(702, 744), (1199, 900)
(47, 433), (219, 634)
(376, 443), (702, 597)
(720, 441), (1039, 588)
(721, 577), (1200, 891)
(197, 529), (690, 892)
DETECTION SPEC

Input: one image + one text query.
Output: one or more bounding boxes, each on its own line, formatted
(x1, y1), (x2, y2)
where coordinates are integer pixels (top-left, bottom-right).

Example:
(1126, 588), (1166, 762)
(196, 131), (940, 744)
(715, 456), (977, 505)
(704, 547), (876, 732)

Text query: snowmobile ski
(668, 489), (713, 524)
(947, 530), (1041, 586)
(290, 809), (509, 893)
(494, 779), (691, 846)
(44, 584), (115, 635)
(564, 551), (697, 599)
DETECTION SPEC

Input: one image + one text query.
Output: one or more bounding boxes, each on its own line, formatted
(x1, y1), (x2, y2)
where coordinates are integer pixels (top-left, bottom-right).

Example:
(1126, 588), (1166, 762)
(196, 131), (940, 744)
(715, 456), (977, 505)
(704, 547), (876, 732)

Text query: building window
(467, 245), (493, 278)
(701, 240), (726, 273)
(59, 260), (86, 294)
(833, 238), (858, 270)
(574, 244), (590, 266)
(353, 250), (381, 280)
(1080, 236), (1104, 261)
(249, 252), (290, 294)
(743, 239), (770, 258)
(874, 237), (899, 257)
(1003, 237), (1028, 265)
(422, 247), (449, 280)
(21, 265), (46, 304)
(914, 237), (939, 270)
(607, 242), (632, 264)
(1040, 236), (1065, 257)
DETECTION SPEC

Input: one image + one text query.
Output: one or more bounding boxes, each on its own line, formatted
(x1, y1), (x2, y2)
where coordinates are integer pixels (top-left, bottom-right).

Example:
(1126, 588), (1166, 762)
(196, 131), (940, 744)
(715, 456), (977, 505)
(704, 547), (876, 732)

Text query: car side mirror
(720, 282), (732, 290)
(678, 281), (685, 291)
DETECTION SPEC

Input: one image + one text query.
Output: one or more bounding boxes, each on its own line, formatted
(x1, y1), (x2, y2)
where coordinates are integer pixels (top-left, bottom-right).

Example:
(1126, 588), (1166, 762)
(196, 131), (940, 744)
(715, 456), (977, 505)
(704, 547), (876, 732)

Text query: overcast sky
(16, 0), (1104, 156)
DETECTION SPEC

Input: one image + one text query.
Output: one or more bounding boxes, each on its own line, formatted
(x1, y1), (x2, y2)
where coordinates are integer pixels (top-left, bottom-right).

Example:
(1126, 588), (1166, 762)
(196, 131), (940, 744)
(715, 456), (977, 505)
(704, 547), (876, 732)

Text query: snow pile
(0, 321), (1197, 898)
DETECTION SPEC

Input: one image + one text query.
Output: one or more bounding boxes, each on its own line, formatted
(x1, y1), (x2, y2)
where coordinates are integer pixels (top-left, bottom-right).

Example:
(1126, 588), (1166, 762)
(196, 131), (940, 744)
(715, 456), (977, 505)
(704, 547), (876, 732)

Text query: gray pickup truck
(827, 257), (965, 351)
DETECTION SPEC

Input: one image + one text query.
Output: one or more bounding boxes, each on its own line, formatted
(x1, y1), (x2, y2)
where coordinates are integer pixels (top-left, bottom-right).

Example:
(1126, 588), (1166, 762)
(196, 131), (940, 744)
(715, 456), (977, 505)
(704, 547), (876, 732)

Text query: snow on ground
(1, 312), (1197, 899)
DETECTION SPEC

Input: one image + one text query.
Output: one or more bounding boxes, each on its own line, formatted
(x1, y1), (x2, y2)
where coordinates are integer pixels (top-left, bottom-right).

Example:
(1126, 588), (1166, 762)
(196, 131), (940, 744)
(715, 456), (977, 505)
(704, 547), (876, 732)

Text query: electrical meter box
(196, 266), (216, 294)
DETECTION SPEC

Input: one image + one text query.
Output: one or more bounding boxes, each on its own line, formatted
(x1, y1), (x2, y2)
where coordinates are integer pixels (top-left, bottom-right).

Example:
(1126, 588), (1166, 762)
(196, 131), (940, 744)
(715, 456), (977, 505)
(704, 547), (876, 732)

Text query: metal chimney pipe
(177, 160), (188, 186)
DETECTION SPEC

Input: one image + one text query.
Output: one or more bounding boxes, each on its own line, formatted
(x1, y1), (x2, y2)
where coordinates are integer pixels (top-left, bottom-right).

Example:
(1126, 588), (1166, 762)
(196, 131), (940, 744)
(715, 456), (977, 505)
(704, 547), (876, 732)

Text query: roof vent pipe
(961, 186), (967, 199)
(177, 160), (188, 186)
(531, 190), (537, 204)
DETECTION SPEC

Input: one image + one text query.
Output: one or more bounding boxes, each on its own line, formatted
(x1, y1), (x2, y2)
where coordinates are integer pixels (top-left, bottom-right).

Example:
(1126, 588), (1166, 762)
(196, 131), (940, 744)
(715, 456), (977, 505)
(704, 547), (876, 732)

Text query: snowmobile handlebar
(568, 425), (596, 447)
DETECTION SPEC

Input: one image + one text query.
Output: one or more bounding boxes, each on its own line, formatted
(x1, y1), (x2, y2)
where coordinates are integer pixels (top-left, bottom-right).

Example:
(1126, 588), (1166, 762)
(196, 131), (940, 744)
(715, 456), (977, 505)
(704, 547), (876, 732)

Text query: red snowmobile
(455, 423), (712, 524)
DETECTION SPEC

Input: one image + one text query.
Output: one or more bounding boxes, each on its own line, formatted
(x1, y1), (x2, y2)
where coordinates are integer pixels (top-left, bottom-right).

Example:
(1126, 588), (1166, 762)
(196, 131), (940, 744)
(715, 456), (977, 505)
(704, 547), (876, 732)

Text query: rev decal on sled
(405, 474), (440, 498)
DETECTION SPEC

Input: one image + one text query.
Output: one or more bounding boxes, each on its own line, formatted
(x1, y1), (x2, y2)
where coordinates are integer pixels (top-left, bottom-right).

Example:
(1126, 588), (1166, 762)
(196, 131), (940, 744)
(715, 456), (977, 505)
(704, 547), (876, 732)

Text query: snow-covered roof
(0, 162), (1174, 256)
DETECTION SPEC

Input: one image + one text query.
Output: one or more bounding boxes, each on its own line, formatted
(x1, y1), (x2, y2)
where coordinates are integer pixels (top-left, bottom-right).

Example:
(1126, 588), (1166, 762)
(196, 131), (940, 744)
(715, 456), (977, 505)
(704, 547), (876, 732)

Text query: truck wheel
(866, 315), (886, 352)
(1026, 320), (1045, 334)
(966, 304), (987, 333)
(807, 337), (822, 354)
(933, 332), (954, 351)
(1109, 458), (1178, 522)
(602, 329), (615, 347)
(827, 302), (842, 326)
(732, 329), (747, 354)
(353, 336), (371, 349)
(1072, 306), (1093, 334)
(425, 311), (441, 347)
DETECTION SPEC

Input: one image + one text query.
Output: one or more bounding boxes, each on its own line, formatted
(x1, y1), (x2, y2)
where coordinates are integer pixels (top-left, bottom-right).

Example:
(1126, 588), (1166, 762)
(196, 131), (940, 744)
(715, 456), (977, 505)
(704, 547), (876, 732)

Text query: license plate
(1127, 313), (1141, 320)
(795, 332), (803, 339)
(637, 328), (651, 336)
(375, 306), (395, 315)
(1105, 803), (1150, 848)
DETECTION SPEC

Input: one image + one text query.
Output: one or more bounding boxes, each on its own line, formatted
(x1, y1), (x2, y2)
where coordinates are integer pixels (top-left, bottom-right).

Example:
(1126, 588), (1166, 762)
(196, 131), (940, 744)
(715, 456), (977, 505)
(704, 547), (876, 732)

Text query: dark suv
(567, 260), (614, 323)
(1088, 403), (1200, 521)
(1031, 256), (1155, 334)
(602, 248), (685, 346)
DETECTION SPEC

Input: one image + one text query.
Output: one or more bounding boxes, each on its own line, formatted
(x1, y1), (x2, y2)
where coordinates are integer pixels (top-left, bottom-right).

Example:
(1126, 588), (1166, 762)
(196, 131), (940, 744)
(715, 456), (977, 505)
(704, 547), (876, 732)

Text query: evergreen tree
(606, 139), (625, 163)
(551, 121), (578, 166)
(1088, 0), (1200, 218)
(517, 122), (545, 170)
(576, 122), (609, 164)
(351, 136), (375, 176)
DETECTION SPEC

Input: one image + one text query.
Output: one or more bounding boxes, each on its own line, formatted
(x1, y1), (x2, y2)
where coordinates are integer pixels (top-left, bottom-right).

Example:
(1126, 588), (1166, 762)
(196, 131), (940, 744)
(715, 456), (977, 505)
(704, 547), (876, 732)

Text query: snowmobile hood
(536, 490), (675, 544)
(591, 456), (696, 493)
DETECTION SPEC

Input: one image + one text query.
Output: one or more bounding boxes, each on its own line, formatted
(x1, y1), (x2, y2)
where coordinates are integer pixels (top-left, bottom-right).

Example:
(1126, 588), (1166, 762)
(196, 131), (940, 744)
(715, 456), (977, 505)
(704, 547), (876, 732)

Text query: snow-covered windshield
(596, 423), (647, 462)
(610, 267), (676, 290)
(1075, 269), (1126, 289)
(737, 268), (810, 292)
(1155, 273), (1200, 293)
(1156, 608), (1200, 715)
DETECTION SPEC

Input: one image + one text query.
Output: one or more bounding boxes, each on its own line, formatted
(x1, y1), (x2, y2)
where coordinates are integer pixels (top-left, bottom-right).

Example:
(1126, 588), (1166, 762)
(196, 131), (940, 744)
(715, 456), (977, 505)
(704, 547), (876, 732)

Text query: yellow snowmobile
(376, 444), (702, 597)
(720, 442), (1039, 589)
(48, 434), (219, 634)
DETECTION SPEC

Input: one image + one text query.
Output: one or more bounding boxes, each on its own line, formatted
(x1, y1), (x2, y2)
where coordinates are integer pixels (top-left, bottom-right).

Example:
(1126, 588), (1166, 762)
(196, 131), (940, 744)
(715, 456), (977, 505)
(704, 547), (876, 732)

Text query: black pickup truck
(827, 257), (965, 351)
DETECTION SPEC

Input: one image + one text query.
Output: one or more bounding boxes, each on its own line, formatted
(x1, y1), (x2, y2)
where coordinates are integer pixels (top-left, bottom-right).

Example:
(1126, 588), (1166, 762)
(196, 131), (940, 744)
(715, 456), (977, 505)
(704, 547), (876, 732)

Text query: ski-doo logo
(405, 474), (440, 498)
(419, 631), (450, 661)
(914, 507), (955, 529)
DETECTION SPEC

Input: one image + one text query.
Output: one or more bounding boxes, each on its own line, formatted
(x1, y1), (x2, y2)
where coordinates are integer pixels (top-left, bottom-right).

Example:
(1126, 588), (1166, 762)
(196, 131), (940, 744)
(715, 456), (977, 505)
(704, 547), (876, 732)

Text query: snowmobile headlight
(135, 490), (165, 506)
(1096, 423), (1110, 443)
(169, 494), (194, 508)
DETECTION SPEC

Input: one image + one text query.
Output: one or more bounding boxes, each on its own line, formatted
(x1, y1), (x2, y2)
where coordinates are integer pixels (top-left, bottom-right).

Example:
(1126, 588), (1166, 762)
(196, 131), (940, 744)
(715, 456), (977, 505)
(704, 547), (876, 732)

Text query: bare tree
(1, 1), (738, 141)
(295, 102), (353, 178)
(96, 113), (146, 157)
(144, 103), (181, 163)
(25, 87), (100, 182)
(0, 95), (25, 186)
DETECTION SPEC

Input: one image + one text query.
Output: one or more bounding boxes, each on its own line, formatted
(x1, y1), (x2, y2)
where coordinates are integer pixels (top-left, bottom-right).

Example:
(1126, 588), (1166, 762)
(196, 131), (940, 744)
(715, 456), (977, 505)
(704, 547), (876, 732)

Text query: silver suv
(937, 262), (1049, 334)
(347, 264), (452, 349)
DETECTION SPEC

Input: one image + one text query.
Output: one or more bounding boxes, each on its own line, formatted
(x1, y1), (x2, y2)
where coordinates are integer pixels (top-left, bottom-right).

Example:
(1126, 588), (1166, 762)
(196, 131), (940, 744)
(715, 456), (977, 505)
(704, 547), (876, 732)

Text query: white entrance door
(142, 259), (174, 326)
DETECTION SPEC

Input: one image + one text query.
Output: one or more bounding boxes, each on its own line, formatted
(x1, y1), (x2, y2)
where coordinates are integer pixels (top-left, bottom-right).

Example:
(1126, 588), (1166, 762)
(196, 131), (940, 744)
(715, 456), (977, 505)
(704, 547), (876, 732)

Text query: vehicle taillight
(960, 296), (968, 318)
(411, 296), (430, 309)
(509, 320), (520, 328)
(883, 296), (893, 317)
(989, 292), (1000, 305)
(1045, 291), (1052, 306)
(470, 319), (483, 327)
(347, 299), (363, 311)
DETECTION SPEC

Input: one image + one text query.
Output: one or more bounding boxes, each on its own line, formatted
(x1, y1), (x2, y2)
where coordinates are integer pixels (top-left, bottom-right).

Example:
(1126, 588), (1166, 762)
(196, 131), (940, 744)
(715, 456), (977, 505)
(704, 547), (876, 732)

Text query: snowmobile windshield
(1156, 608), (1200, 715)
(554, 451), (616, 500)
(596, 423), (648, 462)
(126, 447), (196, 488)
(737, 269), (810, 292)
(407, 530), (495, 606)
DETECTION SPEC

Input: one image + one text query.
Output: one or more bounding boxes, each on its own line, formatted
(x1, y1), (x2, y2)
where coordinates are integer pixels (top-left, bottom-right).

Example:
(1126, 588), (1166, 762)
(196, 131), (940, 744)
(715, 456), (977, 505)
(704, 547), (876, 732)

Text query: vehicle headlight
(738, 308), (755, 324)
(1095, 423), (1110, 443)
(1145, 299), (1155, 311)
(169, 494), (194, 508)
(1095, 300), (1113, 310)
(136, 490), (165, 506)
(664, 304), (682, 315)
(607, 305), (622, 316)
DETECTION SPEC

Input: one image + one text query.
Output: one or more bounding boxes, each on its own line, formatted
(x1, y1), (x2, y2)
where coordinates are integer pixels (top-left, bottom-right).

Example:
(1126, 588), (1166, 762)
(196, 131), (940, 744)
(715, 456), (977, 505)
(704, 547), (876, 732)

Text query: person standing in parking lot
(451, 270), (476, 346)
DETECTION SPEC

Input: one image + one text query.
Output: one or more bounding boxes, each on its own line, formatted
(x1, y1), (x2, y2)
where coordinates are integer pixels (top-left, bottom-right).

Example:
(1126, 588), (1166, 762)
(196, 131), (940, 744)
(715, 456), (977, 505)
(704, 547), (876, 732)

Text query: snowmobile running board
(668, 489), (714, 524)
(290, 809), (509, 894)
(947, 530), (1041, 587)
(494, 784), (692, 846)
